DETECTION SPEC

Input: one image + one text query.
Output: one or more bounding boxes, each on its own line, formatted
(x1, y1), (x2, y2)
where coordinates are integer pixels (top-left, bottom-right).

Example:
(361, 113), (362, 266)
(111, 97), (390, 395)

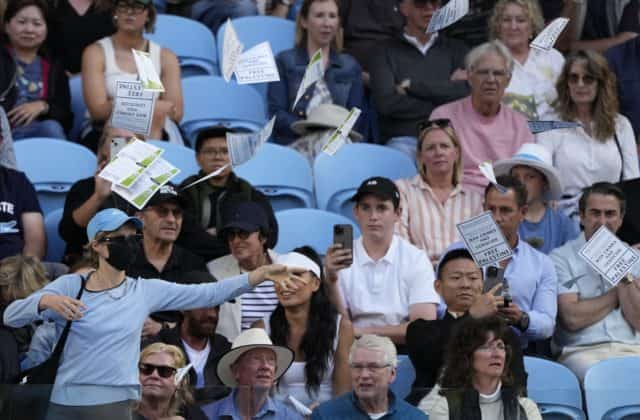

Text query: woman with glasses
(80, 0), (183, 151)
(425, 316), (542, 420)
(395, 119), (483, 266)
(3, 208), (299, 419)
(537, 50), (639, 219)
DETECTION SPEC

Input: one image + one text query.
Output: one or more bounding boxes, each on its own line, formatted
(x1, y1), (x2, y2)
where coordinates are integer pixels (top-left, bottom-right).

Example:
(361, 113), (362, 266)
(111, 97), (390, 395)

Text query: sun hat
(87, 208), (143, 241)
(290, 104), (363, 140)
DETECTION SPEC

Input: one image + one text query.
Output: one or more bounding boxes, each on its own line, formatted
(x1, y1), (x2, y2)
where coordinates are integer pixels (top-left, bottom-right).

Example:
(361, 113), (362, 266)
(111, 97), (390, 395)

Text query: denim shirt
(268, 47), (366, 145)
(311, 391), (427, 419)
(202, 389), (303, 420)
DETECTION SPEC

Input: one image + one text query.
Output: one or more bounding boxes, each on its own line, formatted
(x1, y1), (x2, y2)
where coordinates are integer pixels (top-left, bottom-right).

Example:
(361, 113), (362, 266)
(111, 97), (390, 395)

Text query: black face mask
(104, 235), (140, 271)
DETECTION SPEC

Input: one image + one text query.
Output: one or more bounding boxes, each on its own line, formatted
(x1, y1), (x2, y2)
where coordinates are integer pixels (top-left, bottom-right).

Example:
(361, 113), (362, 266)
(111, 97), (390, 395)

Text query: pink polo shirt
(430, 96), (534, 193)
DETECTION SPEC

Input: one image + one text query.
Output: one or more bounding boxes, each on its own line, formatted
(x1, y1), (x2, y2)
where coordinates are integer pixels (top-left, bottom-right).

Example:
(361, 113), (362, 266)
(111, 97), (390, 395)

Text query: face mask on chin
(105, 235), (140, 271)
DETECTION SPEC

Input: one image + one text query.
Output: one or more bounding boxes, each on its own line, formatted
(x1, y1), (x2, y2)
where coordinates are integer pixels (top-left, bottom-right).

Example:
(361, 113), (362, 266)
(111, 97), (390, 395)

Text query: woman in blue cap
(3, 208), (298, 419)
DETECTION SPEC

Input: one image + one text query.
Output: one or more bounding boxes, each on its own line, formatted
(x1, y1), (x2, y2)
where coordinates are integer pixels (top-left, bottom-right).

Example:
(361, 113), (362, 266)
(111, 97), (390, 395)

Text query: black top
(0, 326), (19, 384)
(133, 404), (208, 420)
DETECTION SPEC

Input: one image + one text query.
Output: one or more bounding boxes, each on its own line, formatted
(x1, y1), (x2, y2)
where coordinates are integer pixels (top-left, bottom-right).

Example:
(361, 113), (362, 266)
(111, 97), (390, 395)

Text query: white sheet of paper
(99, 139), (163, 188)
(118, 139), (163, 169)
(227, 117), (276, 166)
(457, 211), (513, 267)
(528, 120), (581, 134)
(110, 80), (156, 136)
(222, 18), (244, 82)
(111, 157), (179, 209)
(175, 364), (193, 386)
(322, 107), (362, 156)
(180, 164), (230, 190)
(287, 396), (312, 416)
(478, 161), (507, 193)
(530, 18), (569, 51)
(578, 225), (640, 286)
(235, 42), (280, 84)
(132, 49), (165, 92)
(427, 0), (469, 34)
(292, 49), (324, 110)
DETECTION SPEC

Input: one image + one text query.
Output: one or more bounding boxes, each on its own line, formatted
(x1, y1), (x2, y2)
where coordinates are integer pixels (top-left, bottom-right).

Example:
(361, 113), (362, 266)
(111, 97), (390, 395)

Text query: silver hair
(348, 334), (398, 368)
(465, 40), (515, 74)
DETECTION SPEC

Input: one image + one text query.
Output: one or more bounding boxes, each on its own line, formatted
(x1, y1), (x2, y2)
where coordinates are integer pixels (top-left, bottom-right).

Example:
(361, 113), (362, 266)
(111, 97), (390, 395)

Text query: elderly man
(312, 334), (426, 419)
(202, 328), (302, 419)
(551, 182), (640, 381)
(430, 40), (534, 194)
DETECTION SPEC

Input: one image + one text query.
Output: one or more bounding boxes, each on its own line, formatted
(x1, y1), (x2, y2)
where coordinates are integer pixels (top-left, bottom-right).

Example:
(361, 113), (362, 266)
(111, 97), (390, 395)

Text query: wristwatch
(517, 312), (530, 332)
(621, 274), (634, 285)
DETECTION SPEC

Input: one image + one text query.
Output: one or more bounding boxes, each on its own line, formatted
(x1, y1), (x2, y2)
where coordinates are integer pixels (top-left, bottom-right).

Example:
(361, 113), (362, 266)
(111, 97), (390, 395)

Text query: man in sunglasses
(368, 0), (469, 157)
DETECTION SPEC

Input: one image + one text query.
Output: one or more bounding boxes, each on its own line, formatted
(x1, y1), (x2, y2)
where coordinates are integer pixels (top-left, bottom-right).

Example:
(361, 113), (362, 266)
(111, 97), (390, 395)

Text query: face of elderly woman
(472, 332), (507, 381)
(139, 352), (178, 400)
(469, 51), (511, 105)
(498, 2), (532, 51)
(418, 128), (459, 180)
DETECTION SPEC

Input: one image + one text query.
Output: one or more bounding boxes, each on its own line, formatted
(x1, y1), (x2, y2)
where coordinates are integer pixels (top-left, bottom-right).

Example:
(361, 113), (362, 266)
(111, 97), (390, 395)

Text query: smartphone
(333, 224), (353, 266)
(484, 266), (505, 295)
(110, 137), (128, 158)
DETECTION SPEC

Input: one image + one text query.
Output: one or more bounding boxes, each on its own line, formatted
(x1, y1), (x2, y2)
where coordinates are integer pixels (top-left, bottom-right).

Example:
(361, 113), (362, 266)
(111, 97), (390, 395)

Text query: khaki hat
(216, 328), (294, 387)
(290, 104), (363, 140)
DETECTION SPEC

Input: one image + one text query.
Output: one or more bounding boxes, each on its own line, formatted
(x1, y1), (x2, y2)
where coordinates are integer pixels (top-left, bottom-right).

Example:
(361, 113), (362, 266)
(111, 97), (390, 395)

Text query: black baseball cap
(220, 201), (269, 235)
(350, 176), (400, 208)
(144, 183), (185, 209)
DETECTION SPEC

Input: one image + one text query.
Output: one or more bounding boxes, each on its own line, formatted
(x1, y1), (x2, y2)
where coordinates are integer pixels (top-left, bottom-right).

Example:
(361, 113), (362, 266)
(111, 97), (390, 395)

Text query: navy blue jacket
(311, 391), (427, 419)
(606, 36), (640, 138)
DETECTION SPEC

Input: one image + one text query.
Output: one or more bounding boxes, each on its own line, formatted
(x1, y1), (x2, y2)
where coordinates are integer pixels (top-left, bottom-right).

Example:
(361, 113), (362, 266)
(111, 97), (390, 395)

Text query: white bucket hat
(494, 143), (563, 200)
(290, 103), (363, 140)
(216, 328), (294, 387)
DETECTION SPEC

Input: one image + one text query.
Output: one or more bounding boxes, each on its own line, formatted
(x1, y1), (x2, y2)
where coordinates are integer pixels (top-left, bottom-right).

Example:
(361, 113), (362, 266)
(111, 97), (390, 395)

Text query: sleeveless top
(263, 313), (341, 406)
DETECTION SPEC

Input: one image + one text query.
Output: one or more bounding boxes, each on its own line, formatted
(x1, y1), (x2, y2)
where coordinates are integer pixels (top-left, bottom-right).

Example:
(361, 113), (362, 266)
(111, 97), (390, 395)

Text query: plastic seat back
(147, 140), (199, 185)
(584, 357), (640, 420)
(44, 208), (65, 263)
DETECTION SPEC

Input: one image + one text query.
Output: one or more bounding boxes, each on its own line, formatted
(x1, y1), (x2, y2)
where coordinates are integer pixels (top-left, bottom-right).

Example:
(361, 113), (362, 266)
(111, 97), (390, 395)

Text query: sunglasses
(139, 363), (177, 378)
(115, 1), (147, 13)
(417, 118), (452, 134)
(97, 234), (142, 244)
(226, 229), (256, 240)
(148, 206), (183, 218)
(568, 73), (597, 85)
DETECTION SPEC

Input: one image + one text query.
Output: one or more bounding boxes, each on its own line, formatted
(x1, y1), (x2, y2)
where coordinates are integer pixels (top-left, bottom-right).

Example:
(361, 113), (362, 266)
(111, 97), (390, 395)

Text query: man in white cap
(494, 143), (580, 254)
(202, 328), (302, 419)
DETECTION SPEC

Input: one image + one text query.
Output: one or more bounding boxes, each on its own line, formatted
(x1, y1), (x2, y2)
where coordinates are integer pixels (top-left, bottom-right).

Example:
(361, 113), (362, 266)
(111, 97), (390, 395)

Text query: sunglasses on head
(417, 118), (452, 134)
(139, 363), (177, 378)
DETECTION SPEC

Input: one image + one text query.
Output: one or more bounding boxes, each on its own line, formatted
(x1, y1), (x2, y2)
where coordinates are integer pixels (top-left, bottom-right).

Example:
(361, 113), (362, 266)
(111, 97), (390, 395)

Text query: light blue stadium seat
(314, 143), (417, 221)
(584, 357), (640, 420)
(181, 76), (267, 147)
(391, 355), (416, 401)
(234, 143), (313, 211)
(147, 14), (218, 77)
(274, 208), (360, 255)
(68, 75), (88, 142)
(524, 356), (585, 420)
(44, 208), (65, 263)
(15, 138), (97, 216)
(147, 140), (199, 185)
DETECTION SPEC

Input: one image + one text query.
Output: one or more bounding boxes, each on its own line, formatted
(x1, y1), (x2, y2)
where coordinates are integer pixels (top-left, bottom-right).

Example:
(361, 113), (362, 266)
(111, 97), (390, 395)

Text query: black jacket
(0, 326), (19, 384)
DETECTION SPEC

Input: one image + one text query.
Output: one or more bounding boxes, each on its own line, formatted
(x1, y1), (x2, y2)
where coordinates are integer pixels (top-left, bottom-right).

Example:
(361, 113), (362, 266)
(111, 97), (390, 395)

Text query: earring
(113, 15), (118, 22)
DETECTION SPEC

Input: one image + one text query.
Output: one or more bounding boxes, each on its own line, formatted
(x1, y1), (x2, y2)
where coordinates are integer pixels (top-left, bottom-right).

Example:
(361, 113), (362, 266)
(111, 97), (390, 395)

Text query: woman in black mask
(3, 208), (302, 419)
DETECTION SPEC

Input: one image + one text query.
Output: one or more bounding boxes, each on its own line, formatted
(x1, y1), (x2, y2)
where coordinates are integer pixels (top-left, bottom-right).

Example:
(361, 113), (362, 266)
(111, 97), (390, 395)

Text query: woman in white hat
(494, 143), (580, 254)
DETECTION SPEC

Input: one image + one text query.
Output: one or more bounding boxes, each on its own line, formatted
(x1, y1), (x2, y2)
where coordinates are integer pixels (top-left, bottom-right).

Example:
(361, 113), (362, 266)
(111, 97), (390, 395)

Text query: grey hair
(465, 40), (515, 74)
(348, 334), (398, 368)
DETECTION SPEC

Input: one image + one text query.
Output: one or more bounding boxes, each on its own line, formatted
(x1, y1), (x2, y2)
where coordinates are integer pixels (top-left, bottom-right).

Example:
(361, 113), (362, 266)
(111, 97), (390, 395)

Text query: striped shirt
(240, 281), (279, 330)
(395, 175), (483, 265)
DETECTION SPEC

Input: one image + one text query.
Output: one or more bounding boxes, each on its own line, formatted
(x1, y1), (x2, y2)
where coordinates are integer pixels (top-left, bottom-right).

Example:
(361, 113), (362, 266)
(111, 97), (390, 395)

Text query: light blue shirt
(202, 389), (303, 420)
(3, 272), (251, 406)
(519, 206), (580, 254)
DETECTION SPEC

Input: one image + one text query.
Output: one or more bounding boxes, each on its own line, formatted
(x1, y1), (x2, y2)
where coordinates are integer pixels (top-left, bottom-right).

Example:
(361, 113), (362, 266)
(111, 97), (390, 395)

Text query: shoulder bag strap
(49, 274), (86, 359)
(613, 133), (624, 182)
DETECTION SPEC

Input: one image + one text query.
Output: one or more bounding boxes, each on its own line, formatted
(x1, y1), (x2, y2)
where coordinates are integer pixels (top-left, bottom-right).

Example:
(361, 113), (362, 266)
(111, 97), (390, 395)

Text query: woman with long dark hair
(254, 246), (353, 409)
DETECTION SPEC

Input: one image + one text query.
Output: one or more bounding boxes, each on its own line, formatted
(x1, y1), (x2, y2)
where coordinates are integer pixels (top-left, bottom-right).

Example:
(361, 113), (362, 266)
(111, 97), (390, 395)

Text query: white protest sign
(235, 42), (280, 84)
(427, 0), (469, 34)
(111, 157), (180, 209)
(578, 225), (640, 286)
(110, 80), (156, 136)
(227, 117), (276, 166)
(528, 120), (581, 134)
(478, 161), (508, 193)
(99, 139), (163, 189)
(222, 18), (244, 82)
(457, 211), (513, 267)
(322, 107), (362, 156)
(132, 49), (165, 92)
(180, 164), (230, 190)
(531, 17), (569, 51)
(292, 49), (324, 110)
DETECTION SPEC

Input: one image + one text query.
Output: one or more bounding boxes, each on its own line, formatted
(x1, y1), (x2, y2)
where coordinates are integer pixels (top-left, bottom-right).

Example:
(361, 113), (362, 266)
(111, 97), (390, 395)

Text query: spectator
(406, 244), (526, 408)
(494, 143), (580, 254)
(551, 182), (640, 380)
(81, 0), (183, 151)
(135, 342), (207, 420)
(1, 0), (72, 140)
(324, 177), (438, 349)
(537, 50), (639, 219)
(167, 0), (256, 33)
(311, 334), (427, 419)
(369, 0), (469, 155)
(253, 248), (354, 407)
(395, 119), (483, 265)
(3, 207), (298, 417)
(0, 104), (17, 170)
(0, 325), (19, 384)
(489, 0), (564, 120)
(147, 270), (231, 405)
(484, 175), (558, 352)
(606, 34), (640, 140)
(207, 201), (279, 342)
(202, 328), (302, 420)
(442, 0), (497, 47)
(427, 316), (542, 420)
(430, 40), (534, 194)
(268, 0), (366, 145)
(178, 126), (278, 261)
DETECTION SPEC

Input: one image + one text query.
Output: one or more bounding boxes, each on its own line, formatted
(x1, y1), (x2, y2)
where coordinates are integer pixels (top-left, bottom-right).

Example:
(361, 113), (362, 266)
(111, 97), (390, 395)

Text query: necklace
(89, 271), (129, 300)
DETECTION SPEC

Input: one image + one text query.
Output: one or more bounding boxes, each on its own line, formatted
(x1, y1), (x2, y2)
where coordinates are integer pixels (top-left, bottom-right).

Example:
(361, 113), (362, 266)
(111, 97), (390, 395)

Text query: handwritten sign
(579, 225), (640, 286)
(457, 212), (513, 267)
(427, 0), (469, 34)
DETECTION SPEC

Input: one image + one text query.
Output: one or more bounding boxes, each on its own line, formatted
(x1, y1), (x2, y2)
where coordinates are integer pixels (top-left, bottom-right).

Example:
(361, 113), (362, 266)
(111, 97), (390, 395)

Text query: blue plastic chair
(146, 14), (218, 77)
(390, 355), (416, 401)
(68, 75), (88, 142)
(524, 357), (585, 420)
(180, 76), (267, 147)
(15, 138), (97, 215)
(44, 208), (65, 263)
(584, 357), (640, 420)
(274, 208), (360, 255)
(147, 140), (199, 185)
(234, 144), (313, 211)
(314, 143), (417, 221)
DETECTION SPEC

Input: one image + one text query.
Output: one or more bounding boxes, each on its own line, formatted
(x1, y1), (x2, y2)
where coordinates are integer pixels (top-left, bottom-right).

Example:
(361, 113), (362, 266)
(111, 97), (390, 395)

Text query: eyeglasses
(147, 206), (183, 218)
(139, 363), (177, 378)
(473, 68), (509, 80)
(477, 342), (507, 353)
(199, 147), (229, 157)
(226, 229), (256, 240)
(568, 73), (597, 85)
(350, 363), (391, 373)
(116, 1), (147, 13)
(417, 118), (452, 134)
(97, 234), (142, 244)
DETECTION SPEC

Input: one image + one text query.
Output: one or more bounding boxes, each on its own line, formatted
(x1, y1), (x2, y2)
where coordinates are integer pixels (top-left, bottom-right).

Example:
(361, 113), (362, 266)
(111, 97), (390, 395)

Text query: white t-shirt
(182, 339), (210, 386)
(338, 235), (438, 328)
